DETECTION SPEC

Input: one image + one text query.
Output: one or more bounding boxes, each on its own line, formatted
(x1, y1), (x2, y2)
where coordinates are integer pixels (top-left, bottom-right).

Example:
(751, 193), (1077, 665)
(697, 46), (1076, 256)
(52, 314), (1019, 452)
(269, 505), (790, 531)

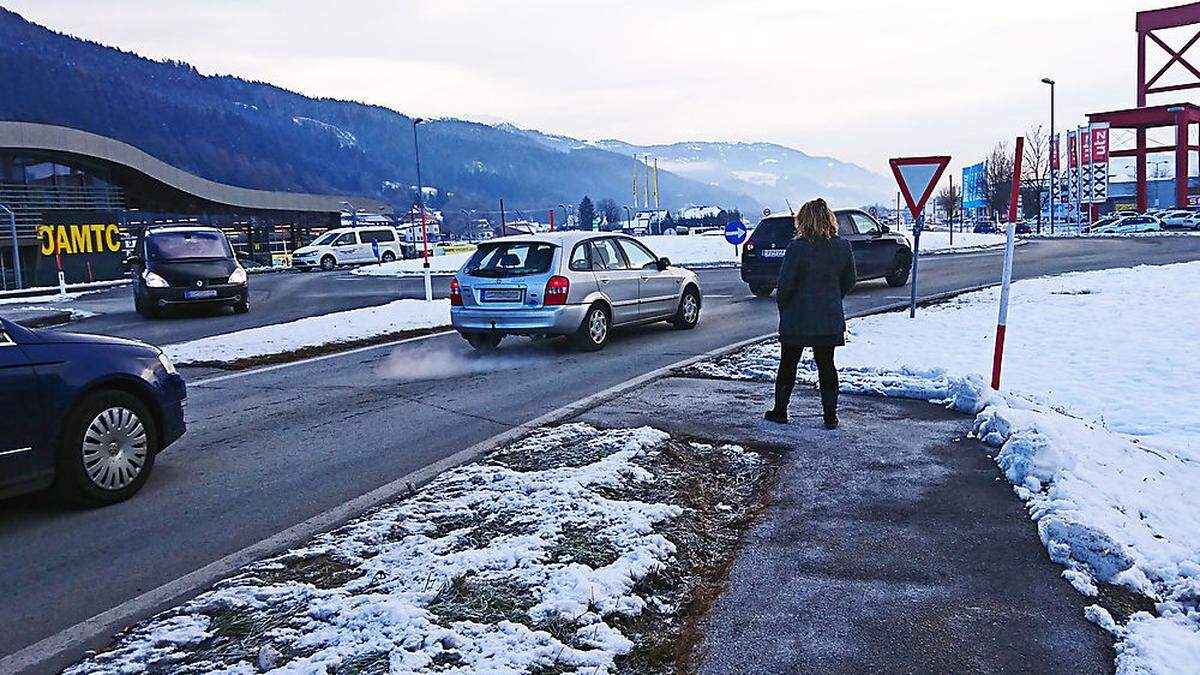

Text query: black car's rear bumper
(143, 284), (246, 306)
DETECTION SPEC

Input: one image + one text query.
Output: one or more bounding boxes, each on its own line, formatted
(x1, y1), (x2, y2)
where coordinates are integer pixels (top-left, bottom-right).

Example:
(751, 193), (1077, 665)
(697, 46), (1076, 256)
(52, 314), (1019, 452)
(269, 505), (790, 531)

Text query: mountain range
(0, 8), (889, 224)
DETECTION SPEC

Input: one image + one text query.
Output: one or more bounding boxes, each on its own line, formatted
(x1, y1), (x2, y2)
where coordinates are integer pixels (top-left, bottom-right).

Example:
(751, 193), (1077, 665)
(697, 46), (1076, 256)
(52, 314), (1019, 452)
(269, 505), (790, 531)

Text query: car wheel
(671, 287), (701, 330)
(320, 255), (337, 271)
(571, 304), (609, 351)
(54, 390), (158, 506)
(381, 250), (396, 263)
(885, 252), (913, 287)
(748, 283), (774, 298)
(233, 300), (250, 314)
(465, 333), (502, 351)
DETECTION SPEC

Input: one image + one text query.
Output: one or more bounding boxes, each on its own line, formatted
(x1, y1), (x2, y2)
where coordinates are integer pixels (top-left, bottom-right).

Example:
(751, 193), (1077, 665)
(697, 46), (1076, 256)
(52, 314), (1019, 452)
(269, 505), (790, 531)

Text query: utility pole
(1, 204), (22, 289)
(499, 199), (507, 236)
(411, 118), (432, 301)
(1043, 78), (1056, 234)
(949, 173), (955, 246)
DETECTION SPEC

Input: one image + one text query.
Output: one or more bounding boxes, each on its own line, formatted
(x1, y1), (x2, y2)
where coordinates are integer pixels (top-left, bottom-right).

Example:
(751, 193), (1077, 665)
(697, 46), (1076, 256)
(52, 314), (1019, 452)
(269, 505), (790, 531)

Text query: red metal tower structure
(1089, 2), (1200, 212)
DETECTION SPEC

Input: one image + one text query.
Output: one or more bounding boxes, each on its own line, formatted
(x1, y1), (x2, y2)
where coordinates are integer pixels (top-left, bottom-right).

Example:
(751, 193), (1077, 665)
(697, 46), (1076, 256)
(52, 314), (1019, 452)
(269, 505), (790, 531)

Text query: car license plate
(481, 288), (523, 302)
(184, 290), (218, 299)
(761, 249), (786, 258)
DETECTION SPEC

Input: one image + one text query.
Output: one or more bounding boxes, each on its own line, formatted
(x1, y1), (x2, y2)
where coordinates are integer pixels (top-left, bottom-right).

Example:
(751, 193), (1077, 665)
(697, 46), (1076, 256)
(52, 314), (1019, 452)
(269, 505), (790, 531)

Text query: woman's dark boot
(823, 415), (838, 430)
(764, 409), (788, 424)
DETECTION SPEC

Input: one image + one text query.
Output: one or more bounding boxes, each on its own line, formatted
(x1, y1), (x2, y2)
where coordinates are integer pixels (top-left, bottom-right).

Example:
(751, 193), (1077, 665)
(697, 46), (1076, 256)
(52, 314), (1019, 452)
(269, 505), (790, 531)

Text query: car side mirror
(656, 257), (671, 271)
(880, 224), (890, 233)
(124, 255), (142, 271)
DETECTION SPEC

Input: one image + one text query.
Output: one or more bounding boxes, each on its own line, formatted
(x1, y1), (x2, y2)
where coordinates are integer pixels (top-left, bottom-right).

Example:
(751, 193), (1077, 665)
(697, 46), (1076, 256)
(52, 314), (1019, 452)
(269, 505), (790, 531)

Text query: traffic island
(66, 422), (781, 674)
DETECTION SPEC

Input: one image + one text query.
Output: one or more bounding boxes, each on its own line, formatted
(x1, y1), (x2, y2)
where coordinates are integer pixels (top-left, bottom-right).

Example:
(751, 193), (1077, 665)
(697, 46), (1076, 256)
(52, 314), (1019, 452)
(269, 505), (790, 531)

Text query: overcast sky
(6, 0), (1188, 177)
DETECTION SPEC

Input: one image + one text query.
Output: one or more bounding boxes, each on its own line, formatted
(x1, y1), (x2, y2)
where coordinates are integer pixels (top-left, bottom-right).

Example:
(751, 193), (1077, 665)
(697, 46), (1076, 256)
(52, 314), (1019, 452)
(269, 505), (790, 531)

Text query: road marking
(1, 282), (1007, 674)
(189, 330), (456, 387)
(0, 329), (778, 675)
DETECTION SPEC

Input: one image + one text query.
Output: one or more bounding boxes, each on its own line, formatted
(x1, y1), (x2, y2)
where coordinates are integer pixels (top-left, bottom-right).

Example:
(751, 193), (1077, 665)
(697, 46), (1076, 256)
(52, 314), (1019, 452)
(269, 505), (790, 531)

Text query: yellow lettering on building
(55, 226), (73, 254)
(35, 223), (122, 255)
(70, 225), (93, 253)
(37, 226), (54, 255)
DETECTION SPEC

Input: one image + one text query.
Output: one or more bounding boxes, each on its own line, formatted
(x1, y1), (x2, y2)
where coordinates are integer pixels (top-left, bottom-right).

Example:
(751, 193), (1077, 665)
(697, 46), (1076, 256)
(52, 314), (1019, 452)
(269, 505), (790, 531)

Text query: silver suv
(450, 232), (702, 350)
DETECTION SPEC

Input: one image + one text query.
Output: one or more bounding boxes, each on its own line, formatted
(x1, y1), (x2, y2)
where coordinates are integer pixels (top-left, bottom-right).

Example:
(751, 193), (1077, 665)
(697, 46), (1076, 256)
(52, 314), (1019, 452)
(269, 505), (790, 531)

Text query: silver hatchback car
(450, 232), (702, 350)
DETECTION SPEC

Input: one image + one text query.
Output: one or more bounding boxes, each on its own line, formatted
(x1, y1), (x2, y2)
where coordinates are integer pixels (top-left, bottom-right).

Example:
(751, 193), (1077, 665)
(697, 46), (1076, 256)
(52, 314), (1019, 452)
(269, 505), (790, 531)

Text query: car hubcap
(682, 295), (698, 323)
(81, 407), (148, 491)
(589, 310), (607, 344)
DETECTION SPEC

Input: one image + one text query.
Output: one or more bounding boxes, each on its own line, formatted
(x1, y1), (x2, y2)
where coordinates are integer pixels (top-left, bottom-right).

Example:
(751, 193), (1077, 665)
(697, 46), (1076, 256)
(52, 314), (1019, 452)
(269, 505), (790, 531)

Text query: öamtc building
(0, 121), (388, 289)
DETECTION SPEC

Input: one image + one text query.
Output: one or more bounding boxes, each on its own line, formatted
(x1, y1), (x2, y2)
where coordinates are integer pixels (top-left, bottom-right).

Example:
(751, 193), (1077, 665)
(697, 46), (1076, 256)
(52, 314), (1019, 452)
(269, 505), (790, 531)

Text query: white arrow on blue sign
(724, 220), (747, 245)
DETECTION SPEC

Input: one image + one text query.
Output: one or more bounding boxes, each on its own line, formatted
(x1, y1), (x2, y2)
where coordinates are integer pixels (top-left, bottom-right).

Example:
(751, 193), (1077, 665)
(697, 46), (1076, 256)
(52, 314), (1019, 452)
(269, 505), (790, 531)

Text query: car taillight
(449, 278), (463, 306)
(544, 275), (570, 306)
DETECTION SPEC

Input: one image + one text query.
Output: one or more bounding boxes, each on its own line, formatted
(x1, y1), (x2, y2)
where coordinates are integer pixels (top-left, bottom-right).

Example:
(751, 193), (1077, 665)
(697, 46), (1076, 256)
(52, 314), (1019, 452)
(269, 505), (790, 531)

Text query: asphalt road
(2, 237), (1199, 671)
(4, 267), (456, 345)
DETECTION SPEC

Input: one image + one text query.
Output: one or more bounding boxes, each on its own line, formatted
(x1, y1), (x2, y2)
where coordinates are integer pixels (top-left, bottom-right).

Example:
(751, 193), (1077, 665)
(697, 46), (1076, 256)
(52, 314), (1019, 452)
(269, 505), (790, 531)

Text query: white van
(291, 226), (405, 271)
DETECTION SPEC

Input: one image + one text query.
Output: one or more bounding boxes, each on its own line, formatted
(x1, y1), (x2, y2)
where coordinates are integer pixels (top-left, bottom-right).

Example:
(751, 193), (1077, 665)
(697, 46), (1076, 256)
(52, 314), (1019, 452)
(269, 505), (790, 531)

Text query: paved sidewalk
(577, 375), (1113, 674)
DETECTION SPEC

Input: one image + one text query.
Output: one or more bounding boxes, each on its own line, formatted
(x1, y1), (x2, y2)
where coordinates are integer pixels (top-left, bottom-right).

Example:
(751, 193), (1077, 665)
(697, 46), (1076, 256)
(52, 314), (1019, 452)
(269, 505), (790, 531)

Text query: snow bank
(65, 424), (691, 674)
(163, 299), (450, 365)
(353, 231), (1006, 278)
(688, 262), (1200, 673)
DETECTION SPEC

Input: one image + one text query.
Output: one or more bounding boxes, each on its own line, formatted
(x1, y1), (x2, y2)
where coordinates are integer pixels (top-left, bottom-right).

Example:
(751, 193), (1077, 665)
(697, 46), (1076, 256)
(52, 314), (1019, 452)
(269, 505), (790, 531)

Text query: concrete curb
(12, 309), (74, 329)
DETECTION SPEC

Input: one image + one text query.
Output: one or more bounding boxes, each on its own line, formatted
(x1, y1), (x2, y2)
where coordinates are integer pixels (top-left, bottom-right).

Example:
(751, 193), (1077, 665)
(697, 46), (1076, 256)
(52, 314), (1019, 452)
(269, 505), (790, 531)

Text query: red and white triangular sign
(889, 156), (951, 219)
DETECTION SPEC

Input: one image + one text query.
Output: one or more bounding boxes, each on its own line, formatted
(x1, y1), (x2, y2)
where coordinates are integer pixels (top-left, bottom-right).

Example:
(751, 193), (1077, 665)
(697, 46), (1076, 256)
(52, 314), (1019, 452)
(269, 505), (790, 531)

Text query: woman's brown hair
(794, 198), (838, 241)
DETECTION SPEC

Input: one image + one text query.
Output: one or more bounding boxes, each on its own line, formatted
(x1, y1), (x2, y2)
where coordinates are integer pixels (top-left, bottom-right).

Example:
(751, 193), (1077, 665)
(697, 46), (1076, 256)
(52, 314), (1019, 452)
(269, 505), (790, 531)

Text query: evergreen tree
(578, 196), (595, 231)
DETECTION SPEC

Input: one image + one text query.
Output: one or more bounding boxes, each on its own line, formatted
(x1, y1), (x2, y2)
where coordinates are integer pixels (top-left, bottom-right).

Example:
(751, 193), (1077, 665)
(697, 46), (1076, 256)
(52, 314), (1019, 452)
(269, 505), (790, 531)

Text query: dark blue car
(0, 317), (186, 505)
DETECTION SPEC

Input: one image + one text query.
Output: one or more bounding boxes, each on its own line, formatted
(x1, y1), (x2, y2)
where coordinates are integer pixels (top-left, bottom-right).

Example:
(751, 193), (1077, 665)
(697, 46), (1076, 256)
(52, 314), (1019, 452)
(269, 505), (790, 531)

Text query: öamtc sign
(36, 223), (123, 256)
(32, 212), (127, 285)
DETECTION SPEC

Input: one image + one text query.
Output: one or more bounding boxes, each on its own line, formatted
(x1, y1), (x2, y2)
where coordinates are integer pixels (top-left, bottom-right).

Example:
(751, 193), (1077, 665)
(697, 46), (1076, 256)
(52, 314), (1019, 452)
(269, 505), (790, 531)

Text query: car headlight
(157, 350), (177, 375)
(228, 267), (248, 284)
(143, 270), (169, 288)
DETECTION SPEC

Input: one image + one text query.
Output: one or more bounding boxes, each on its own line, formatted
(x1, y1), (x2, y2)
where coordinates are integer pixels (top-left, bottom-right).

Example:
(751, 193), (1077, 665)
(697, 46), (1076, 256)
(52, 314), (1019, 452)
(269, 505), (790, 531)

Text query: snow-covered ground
(66, 423), (773, 674)
(354, 231), (1009, 277)
(163, 299), (450, 366)
(687, 261), (1200, 673)
(914, 230), (1009, 254)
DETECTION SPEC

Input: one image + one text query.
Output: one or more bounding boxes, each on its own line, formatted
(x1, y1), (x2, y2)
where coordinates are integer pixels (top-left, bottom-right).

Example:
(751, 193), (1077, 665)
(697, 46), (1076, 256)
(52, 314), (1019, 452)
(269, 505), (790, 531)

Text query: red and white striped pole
(991, 136), (1024, 390)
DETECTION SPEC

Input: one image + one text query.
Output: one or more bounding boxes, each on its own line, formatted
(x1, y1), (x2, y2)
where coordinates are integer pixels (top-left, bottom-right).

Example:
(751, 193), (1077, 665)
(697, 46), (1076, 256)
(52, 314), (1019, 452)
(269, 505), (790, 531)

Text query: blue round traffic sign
(724, 220), (747, 245)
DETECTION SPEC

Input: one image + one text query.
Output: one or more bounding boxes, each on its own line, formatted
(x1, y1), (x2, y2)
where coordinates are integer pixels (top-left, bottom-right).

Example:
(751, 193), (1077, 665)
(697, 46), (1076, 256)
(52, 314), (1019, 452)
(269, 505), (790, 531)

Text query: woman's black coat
(775, 236), (857, 346)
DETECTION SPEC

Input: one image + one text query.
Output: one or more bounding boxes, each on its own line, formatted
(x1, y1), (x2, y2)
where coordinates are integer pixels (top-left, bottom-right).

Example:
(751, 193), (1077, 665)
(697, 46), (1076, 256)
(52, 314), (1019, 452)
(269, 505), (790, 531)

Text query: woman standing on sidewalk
(765, 198), (856, 429)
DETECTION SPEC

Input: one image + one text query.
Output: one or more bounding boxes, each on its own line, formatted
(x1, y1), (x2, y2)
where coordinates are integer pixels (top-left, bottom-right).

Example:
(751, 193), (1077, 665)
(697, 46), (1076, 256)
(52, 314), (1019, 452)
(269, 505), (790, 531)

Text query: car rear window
(748, 217), (795, 245)
(464, 242), (556, 278)
(146, 231), (231, 261)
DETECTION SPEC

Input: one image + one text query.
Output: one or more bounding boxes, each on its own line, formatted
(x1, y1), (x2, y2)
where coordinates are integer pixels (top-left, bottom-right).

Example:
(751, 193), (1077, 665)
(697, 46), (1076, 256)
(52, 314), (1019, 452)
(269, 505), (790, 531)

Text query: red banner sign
(1068, 132), (1078, 168)
(1091, 126), (1109, 163)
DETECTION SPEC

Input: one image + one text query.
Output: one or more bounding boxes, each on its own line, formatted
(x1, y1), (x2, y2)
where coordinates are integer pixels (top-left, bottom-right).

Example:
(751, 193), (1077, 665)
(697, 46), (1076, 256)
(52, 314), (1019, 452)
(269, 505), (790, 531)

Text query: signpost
(889, 155), (951, 318)
(992, 137), (1025, 391)
(724, 219), (747, 256)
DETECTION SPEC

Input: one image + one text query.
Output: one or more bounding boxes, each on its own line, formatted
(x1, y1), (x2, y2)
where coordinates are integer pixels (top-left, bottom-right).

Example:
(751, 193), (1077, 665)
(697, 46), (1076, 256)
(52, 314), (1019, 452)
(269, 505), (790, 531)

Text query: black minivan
(127, 226), (249, 318)
(741, 209), (913, 297)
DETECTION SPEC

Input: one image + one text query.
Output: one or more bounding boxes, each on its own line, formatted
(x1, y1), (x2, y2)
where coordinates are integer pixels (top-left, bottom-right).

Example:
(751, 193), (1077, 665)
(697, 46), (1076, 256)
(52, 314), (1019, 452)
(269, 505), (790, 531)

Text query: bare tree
(1021, 125), (1049, 229)
(985, 141), (1014, 218)
(936, 182), (960, 224)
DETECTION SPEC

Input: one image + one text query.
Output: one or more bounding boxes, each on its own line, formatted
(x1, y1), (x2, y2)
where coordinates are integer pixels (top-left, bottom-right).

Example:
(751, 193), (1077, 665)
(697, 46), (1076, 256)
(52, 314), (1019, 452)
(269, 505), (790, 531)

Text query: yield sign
(889, 156), (951, 219)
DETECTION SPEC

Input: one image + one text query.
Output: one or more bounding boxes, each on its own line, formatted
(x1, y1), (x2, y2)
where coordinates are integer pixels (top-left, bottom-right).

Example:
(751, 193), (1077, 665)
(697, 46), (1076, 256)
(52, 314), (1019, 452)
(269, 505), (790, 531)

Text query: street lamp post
(1042, 78), (1056, 234)
(0, 203), (21, 289)
(412, 118), (432, 301)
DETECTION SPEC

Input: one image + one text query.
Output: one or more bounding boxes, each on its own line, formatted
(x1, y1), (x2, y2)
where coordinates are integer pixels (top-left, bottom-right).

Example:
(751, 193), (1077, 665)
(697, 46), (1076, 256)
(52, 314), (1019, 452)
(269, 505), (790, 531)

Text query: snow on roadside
(66, 424), (773, 674)
(162, 299), (450, 366)
(685, 262), (1200, 673)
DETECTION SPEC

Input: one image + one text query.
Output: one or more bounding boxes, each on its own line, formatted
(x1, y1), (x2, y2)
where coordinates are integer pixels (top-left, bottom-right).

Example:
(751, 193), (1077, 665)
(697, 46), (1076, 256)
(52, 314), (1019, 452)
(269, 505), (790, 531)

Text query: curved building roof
(0, 121), (389, 215)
